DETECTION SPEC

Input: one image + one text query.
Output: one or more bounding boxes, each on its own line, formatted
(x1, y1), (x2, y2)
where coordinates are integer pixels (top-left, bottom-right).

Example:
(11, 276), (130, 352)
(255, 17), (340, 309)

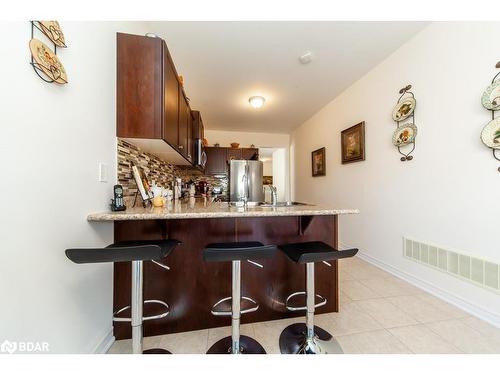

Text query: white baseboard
(351, 248), (500, 329)
(92, 328), (115, 354)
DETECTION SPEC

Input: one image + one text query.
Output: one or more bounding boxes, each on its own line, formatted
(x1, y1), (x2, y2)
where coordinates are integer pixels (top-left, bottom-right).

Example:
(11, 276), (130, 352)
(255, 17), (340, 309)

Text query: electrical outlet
(98, 163), (108, 183)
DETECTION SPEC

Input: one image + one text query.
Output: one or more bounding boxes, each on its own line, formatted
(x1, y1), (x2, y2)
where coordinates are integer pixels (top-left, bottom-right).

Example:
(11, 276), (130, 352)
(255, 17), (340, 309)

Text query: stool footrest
(211, 296), (259, 316)
(285, 292), (327, 311)
(113, 300), (170, 322)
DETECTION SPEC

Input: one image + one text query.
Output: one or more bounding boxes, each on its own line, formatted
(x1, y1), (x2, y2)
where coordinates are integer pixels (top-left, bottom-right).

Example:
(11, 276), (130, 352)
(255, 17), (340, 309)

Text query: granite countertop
(87, 198), (359, 221)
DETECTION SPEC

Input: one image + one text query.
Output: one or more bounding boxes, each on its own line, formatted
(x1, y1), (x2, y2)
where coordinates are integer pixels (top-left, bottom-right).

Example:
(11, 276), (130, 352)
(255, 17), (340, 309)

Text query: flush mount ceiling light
(249, 96), (265, 109)
(299, 51), (313, 64)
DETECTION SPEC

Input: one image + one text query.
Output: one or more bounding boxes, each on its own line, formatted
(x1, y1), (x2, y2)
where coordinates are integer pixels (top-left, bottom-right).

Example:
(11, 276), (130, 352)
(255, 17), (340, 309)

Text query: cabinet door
(117, 33), (163, 138)
(205, 147), (228, 175)
(163, 46), (179, 147)
(199, 115), (204, 140)
(191, 110), (204, 139)
(241, 148), (259, 160)
(178, 91), (189, 156)
(187, 109), (193, 162)
(227, 148), (242, 161)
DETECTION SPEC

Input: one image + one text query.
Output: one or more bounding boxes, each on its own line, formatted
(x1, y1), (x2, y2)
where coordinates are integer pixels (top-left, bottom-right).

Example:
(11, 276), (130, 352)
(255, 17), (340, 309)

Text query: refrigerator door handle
(245, 163), (250, 204)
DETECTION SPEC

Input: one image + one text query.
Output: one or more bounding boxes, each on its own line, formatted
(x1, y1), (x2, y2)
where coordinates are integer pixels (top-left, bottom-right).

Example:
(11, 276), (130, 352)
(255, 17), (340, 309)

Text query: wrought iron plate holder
(29, 21), (67, 84)
(394, 84), (417, 162)
(486, 62), (500, 172)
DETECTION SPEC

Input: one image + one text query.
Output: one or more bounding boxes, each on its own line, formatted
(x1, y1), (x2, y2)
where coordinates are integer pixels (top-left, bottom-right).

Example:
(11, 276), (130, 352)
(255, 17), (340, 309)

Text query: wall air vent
(403, 237), (500, 294)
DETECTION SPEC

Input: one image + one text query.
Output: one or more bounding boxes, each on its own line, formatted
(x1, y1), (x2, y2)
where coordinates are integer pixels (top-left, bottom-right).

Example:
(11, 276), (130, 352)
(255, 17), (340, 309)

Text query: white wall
(262, 160), (273, 176)
(291, 22), (500, 323)
(205, 129), (290, 148)
(0, 21), (148, 353)
(263, 158), (273, 203)
(272, 149), (288, 201)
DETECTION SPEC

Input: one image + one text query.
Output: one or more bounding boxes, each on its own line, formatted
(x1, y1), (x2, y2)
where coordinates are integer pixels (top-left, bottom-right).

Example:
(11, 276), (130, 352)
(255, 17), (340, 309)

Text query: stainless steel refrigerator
(229, 160), (264, 204)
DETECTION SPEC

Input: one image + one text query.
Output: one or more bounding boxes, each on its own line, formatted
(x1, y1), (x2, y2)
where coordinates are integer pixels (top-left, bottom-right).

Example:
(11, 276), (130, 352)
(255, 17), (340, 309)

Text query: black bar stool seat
(66, 239), (180, 354)
(204, 241), (277, 354)
(279, 241), (358, 264)
(66, 239), (178, 264)
(278, 241), (358, 355)
(203, 241), (276, 262)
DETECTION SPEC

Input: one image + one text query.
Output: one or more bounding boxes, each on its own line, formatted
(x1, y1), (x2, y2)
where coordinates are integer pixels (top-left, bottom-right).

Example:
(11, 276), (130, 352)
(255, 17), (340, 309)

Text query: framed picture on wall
(341, 121), (366, 164)
(311, 147), (326, 177)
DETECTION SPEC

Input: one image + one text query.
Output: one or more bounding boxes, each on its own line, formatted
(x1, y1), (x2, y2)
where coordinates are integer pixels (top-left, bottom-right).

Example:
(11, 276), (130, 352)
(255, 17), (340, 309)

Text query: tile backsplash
(117, 139), (228, 200)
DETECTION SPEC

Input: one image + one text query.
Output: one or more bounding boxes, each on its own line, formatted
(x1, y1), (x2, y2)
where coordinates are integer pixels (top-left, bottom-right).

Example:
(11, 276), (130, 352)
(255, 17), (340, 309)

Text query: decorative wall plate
(392, 97), (416, 122)
(481, 117), (500, 149)
(37, 21), (66, 48)
(392, 124), (418, 146)
(29, 38), (68, 84)
(481, 80), (500, 110)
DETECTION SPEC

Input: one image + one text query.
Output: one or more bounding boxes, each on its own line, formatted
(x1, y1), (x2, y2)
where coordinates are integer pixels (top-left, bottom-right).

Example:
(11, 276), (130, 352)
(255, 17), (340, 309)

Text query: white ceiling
(148, 21), (428, 134)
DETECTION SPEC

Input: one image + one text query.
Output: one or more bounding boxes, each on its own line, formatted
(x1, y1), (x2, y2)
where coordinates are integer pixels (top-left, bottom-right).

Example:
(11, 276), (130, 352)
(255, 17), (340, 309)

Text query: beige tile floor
(108, 257), (500, 354)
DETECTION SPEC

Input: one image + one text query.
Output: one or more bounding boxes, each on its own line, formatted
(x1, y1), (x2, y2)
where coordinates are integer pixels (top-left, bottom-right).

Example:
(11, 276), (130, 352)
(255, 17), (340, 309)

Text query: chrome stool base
(279, 323), (343, 354)
(143, 348), (171, 354)
(207, 335), (266, 354)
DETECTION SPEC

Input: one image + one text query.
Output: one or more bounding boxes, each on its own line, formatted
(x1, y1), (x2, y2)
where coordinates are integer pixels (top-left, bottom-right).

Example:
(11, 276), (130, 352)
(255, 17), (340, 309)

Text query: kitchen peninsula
(88, 201), (358, 340)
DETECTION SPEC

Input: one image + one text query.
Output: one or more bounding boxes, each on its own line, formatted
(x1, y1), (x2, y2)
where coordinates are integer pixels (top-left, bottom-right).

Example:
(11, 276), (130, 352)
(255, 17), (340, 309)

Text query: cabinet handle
(178, 145), (184, 149)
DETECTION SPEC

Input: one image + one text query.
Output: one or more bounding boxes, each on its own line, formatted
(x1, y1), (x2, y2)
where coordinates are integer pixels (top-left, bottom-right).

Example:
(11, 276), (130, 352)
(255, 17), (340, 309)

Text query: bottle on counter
(163, 186), (173, 202)
(174, 178), (182, 201)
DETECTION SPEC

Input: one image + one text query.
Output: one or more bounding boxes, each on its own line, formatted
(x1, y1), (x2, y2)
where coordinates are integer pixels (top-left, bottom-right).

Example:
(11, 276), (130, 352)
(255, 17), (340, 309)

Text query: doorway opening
(259, 147), (288, 203)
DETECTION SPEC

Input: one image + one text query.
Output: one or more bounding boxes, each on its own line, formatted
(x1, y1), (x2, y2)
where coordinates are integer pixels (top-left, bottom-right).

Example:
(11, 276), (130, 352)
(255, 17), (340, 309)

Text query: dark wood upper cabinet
(117, 33), (163, 139)
(191, 110), (204, 140)
(226, 148), (242, 161)
(204, 147), (228, 175)
(178, 90), (189, 157)
(241, 148), (259, 160)
(187, 110), (194, 162)
(228, 148), (258, 161)
(204, 147), (260, 175)
(117, 32), (196, 166)
(162, 46), (180, 148)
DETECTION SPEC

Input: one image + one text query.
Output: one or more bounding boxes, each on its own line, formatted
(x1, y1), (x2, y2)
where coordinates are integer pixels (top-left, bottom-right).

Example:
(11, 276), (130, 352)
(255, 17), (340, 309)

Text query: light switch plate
(98, 163), (108, 182)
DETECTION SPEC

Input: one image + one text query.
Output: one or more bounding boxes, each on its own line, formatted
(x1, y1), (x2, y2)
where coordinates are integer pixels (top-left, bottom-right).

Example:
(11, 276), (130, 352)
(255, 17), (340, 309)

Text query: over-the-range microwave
(194, 138), (207, 168)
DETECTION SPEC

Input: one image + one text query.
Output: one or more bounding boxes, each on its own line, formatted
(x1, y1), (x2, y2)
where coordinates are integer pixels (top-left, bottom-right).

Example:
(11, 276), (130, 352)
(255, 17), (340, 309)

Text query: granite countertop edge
(87, 204), (359, 222)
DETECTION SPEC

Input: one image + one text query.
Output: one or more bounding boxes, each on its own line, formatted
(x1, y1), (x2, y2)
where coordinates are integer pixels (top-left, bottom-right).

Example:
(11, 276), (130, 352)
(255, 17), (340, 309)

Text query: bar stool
(278, 241), (358, 354)
(203, 241), (277, 354)
(65, 239), (180, 354)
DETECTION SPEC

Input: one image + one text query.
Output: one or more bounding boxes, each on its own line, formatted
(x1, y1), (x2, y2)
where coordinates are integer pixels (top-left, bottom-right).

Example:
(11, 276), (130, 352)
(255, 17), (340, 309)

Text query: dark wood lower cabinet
(113, 215), (339, 339)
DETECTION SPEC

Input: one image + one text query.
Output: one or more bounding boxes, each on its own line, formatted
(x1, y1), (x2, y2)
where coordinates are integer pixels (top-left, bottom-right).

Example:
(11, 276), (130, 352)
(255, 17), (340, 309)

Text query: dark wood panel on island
(113, 215), (338, 340)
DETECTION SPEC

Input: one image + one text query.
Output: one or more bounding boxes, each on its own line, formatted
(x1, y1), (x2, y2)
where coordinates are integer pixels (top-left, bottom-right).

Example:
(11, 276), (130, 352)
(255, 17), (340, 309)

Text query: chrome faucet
(269, 185), (278, 206)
